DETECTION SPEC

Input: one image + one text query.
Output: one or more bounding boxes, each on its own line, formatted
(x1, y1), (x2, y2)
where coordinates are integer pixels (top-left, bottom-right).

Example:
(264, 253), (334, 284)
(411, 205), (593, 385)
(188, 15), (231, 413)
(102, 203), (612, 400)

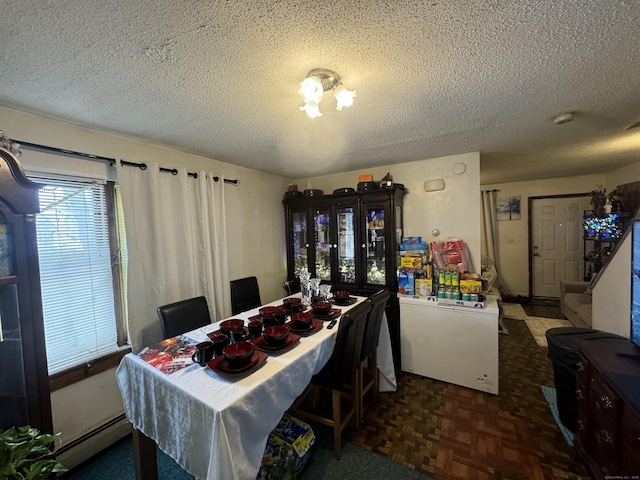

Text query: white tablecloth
(116, 295), (396, 480)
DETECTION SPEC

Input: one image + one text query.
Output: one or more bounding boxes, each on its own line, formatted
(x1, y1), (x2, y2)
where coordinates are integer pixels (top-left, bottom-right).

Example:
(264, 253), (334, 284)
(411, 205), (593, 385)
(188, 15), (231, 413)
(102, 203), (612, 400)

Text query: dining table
(116, 293), (397, 480)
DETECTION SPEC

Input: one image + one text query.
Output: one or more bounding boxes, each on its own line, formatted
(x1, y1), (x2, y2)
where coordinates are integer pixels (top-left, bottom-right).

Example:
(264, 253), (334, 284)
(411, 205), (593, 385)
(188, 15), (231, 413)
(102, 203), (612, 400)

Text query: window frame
(31, 176), (129, 390)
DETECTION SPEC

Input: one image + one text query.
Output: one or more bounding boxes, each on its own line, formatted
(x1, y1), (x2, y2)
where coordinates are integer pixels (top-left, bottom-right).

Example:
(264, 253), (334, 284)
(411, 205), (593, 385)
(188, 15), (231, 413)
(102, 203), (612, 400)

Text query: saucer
(251, 333), (301, 354)
(208, 327), (248, 340)
(313, 308), (341, 320)
(207, 350), (268, 375)
(285, 319), (323, 336)
(331, 296), (357, 306)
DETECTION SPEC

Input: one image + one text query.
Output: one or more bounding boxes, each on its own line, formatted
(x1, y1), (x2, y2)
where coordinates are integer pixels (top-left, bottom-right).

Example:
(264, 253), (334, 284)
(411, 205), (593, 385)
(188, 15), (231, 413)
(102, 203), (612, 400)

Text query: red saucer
(207, 350), (268, 376)
(331, 296), (358, 306)
(251, 333), (301, 354)
(313, 308), (341, 320)
(285, 319), (324, 336)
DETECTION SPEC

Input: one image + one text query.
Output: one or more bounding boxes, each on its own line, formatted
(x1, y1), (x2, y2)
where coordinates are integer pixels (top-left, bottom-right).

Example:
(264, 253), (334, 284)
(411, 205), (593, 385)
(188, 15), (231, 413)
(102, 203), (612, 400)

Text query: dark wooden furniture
(291, 301), (371, 459)
(0, 147), (52, 433)
(358, 289), (390, 419)
(283, 186), (405, 367)
(575, 337), (640, 479)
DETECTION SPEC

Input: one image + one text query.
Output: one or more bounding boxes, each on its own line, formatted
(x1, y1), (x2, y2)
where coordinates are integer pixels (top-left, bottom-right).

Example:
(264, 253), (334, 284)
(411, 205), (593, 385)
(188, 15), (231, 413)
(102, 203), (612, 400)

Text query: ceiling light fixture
(299, 68), (356, 118)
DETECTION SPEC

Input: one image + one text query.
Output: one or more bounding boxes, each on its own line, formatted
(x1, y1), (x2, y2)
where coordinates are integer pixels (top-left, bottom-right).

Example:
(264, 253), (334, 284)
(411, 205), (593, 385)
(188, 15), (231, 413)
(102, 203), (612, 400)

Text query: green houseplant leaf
(0, 426), (67, 479)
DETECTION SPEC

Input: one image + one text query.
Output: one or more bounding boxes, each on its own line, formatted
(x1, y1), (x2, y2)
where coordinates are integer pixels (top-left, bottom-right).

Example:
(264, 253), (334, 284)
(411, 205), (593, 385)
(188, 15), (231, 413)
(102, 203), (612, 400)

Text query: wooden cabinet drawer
(589, 374), (621, 427)
(588, 411), (618, 477)
(621, 438), (640, 476)
(620, 405), (640, 474)
(576, 353), (589, 386)
(575, 377), (588, 441)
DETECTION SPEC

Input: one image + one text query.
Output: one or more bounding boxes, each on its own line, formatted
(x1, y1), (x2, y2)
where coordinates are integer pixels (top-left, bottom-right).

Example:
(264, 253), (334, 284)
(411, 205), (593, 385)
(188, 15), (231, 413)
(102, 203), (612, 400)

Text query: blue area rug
(541, 385), (574, 447)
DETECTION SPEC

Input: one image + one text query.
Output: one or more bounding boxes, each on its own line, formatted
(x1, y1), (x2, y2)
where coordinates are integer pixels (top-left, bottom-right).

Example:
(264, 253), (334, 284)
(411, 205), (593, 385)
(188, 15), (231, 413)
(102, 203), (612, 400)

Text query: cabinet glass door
(0, 211), (27, 428)
(337, 206), (356, 284)
(0, 284), (26, 429)
(313, 207), (331, 281)
(291, 210), (309, 274)
(0, 223), (15, 277)
(365, 206), (386, 285)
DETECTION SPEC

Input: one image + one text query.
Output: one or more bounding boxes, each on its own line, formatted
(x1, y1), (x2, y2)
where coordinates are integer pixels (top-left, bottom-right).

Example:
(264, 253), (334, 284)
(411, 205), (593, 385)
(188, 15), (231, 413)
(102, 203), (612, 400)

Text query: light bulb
(300, 101), (322, 118)
(299, 76), (324, 104)
(334, 84), (356, 111)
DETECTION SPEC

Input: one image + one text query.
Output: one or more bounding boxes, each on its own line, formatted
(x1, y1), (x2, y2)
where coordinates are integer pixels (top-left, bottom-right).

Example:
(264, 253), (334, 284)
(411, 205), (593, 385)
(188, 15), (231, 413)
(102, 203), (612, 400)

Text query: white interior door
(532, 196), (591, 297)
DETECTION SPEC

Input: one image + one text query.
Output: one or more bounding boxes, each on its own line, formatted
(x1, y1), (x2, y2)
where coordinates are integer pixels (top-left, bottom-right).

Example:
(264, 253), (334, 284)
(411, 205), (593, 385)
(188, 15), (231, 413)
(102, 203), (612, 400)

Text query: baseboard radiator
(55, 414), (132, 470)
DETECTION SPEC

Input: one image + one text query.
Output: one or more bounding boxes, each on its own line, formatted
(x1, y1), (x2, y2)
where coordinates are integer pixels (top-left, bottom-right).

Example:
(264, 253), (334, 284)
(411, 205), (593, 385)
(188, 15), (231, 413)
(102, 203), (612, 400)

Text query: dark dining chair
(291, 300), (371, 459)
(356, 289), (390, 420)
(282, 278), (301, 296)
(157, 295), (212, 339)
(230, 276), (262, 315)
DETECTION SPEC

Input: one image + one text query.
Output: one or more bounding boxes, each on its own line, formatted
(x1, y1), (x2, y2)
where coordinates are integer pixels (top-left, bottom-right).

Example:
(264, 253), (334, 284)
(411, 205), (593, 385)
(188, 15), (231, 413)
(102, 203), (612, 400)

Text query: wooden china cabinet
(283, 186), (405, 367)
(0, 147), (52, 433)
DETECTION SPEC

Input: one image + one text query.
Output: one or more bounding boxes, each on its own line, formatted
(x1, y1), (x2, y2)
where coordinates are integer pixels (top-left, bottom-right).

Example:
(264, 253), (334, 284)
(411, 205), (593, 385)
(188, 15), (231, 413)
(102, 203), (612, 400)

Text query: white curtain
(117, 162), (231, 351)
(481, 189), (500, 285)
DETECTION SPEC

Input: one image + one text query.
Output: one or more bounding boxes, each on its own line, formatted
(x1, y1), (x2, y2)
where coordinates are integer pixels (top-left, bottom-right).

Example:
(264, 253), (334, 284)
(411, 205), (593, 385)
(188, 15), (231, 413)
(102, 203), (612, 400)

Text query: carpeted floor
(62, 438), (194, 480)
(302, 424), (431, 480)
(62, 421), (433, 480)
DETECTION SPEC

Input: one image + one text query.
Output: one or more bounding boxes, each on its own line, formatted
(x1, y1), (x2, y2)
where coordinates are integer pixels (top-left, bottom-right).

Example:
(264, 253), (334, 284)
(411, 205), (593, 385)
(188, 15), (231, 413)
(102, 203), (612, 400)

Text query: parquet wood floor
(345, 302), (590, 480)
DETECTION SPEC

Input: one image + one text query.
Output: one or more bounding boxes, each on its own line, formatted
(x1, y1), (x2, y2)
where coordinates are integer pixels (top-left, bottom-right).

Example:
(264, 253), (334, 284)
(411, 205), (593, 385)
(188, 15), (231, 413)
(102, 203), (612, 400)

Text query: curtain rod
(14, 140), (239, 185)
(119, 160), (239, 185)
(16, 140), (117, 165)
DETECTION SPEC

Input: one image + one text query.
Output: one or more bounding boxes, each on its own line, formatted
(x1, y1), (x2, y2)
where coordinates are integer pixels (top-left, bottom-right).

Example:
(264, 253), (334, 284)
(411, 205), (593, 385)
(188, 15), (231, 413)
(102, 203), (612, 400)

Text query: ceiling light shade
(300, 101), (322, 118)
(299, 77), (324, 105)
(299, 68), (354, 118)
(334, 83), (356, 111)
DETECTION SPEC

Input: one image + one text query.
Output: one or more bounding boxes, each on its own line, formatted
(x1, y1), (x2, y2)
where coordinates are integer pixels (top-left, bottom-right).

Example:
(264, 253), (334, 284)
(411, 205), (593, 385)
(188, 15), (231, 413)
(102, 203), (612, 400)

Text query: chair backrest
(230, 276), (262, 315)
(157, 296), (211, 339)
(283, 278), (301, 296)
(322, 301), (372, 390)
(361, 290), (391, 361)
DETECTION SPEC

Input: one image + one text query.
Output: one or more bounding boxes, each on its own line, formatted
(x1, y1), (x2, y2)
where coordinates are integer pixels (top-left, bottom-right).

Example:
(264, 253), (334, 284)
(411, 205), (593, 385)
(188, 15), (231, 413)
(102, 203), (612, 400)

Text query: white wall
(297, 152), (482, 273)
(592, 232), (631, 337)
(0, 106), (291, 452)
(605, 161), (640, 193)
(481, 174), (605, 296)
(591, 159), (640, 337)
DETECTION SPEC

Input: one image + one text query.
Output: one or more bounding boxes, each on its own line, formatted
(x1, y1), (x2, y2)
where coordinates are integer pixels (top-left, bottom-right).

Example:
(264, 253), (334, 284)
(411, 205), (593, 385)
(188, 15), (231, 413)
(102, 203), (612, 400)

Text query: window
(32, 174), (128, 377)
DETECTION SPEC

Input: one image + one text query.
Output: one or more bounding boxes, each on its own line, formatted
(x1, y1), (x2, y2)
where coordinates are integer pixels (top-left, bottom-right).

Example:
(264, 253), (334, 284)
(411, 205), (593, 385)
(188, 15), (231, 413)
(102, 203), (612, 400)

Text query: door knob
(533, 252), (540, 256)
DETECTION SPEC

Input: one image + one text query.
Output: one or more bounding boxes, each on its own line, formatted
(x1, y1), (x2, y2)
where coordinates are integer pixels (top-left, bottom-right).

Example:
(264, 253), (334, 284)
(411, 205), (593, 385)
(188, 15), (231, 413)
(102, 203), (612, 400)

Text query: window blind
(33, 175), (118, 374)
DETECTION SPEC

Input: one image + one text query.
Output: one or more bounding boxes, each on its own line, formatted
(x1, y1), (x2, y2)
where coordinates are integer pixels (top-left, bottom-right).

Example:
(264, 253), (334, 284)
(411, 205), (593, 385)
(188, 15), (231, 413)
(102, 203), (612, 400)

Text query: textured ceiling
(0, 0), (639, 184)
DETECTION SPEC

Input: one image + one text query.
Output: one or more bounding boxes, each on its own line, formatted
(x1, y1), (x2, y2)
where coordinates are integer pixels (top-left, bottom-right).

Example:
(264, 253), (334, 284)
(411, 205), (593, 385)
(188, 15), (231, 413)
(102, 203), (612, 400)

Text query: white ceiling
(1, 0), (639, 184)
